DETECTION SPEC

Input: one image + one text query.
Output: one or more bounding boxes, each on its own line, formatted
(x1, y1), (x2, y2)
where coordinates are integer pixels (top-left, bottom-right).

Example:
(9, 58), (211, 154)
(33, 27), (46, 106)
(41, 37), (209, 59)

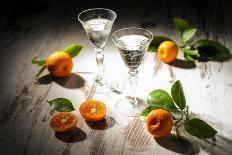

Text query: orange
(158, 41), (178, 63)
(46, 51), (73, 77)
(50, 112), (77, 132)
(79, 100), (106, 122)
(146, 109), (173, 138)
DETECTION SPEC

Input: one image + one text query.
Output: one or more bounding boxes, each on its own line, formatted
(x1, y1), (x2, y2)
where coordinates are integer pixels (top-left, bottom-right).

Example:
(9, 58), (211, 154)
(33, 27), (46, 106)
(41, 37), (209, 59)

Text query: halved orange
(79, 100), (106, 122)
(50, 112), (77, 132)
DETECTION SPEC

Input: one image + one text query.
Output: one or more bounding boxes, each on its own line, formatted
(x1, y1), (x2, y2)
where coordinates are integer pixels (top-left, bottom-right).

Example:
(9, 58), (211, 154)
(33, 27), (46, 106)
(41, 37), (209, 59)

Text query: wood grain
(0, 0), (232, 154)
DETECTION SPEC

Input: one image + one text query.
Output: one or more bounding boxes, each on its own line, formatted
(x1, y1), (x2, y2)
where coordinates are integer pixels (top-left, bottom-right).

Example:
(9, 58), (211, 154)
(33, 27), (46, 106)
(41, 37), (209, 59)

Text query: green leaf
(46, 98), (75, 112)
(147, 89), (177, 110)
(181, 28), (197, 43)
(195, 39), (232, 61)
(148, 36), (172, 52)
(184, 53), (197, 62)
(182, 46), (200, 56)
(64, 44), (83, 58)
(184, 118), (217, 138)
(140, 105), (162, 116)
(171, 80), (186, 110)
(36, 66), (46, 78)
(31, 57), (46, 66)
(174, 18), (190, 33)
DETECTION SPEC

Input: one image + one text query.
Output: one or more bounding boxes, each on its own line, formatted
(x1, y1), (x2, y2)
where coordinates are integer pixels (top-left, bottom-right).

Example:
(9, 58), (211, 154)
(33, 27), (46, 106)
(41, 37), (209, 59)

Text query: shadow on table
(135, 97), (148, 108)
(155, 133), (232, 155)
(187, 113), (232, 154)
(155, 134), (200, 154)
(85, 115), (116, 130)
(55, 127), (87, 143)
(170, 59), (196, 69)
(37, 73), (85, 89)
(198, 135), (232, 155)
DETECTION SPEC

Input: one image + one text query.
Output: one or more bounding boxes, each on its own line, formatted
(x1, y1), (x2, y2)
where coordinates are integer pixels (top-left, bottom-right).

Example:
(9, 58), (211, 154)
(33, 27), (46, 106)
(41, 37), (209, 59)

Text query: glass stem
(95, 48), (104, 81)
(129, 70), (138, 105)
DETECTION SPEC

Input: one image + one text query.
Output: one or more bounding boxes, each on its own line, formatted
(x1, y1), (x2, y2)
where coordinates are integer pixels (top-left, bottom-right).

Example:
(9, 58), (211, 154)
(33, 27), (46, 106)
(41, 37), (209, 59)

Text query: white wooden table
(0, 0), (232, 154)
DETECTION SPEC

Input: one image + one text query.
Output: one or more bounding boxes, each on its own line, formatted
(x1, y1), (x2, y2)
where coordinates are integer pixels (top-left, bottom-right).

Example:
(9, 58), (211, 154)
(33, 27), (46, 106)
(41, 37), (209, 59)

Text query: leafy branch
(149, 18), (232, 63)
(140, 80), (217, 139)
(32, 44), (82, 78)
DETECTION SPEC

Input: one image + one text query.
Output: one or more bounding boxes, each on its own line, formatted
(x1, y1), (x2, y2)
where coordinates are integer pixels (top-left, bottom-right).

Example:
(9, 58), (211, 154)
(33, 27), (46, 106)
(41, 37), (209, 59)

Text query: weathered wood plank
(0, 0), (232, 154)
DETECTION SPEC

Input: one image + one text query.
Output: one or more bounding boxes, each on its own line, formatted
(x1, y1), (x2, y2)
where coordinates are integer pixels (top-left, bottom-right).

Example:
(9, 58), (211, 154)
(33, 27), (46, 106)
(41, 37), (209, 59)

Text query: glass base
(93, 76), (118, 94)
(115, 96), (147, 117)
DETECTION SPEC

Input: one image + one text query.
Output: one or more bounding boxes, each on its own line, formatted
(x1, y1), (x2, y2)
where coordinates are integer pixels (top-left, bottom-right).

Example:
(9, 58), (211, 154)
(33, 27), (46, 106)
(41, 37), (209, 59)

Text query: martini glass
(78, 8), (117, 93)
(112, 27), (153, 117)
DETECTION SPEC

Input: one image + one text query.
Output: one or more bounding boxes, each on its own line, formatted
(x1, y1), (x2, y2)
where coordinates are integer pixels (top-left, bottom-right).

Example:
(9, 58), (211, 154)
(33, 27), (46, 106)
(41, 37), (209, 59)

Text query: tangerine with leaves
(50, 112), (77, 132)
(79, 100), (106, 122)
(158, 41), (178, 63)
(46, 51), (73, 77)
(146, 109), (173, 138)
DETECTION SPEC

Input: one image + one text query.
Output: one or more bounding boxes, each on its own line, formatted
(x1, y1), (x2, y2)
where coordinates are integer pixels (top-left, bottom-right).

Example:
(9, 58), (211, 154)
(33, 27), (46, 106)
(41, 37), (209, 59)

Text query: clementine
(46, 51), (73, 77)
(79, 100), (106, 122)
(146, 109), (173, 138)
(50, 112), (77, 132)
(158, 41), (178, 63)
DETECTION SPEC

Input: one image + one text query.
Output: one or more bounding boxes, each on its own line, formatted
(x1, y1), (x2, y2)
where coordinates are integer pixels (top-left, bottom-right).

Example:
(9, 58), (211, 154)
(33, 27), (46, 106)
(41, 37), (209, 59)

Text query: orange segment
(158, 41), (178, 63)
(146, 109), (173, 138)
(79, 100), (106, 122)
(50, 112), (77, 132)
(46, 51), (73, 77)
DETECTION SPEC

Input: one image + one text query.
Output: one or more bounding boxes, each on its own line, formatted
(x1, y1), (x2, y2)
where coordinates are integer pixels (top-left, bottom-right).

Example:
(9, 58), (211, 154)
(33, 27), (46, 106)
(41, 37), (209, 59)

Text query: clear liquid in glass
(83, 18), (112, 48)
(117, 34), (149, 70)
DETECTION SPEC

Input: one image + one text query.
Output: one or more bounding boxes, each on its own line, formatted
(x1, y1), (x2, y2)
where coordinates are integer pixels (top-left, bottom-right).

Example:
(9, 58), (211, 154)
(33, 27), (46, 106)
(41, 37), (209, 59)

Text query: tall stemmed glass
(78, 8), (117, 93)
(112, 27), (153, 117)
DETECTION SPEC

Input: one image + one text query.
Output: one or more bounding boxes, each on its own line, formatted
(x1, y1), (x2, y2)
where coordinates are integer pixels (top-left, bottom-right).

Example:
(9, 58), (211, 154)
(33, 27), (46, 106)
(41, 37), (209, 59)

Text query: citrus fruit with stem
(146, 109), (173, 138)
(158, 41), (178, 63)
(46, 51), (73, 77)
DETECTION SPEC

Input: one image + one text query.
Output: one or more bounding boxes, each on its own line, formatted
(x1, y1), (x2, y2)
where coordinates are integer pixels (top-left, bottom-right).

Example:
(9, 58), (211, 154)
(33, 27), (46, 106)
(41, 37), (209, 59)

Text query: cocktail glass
(78, 8), (117, 93)
(112, 27), (153, 116)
